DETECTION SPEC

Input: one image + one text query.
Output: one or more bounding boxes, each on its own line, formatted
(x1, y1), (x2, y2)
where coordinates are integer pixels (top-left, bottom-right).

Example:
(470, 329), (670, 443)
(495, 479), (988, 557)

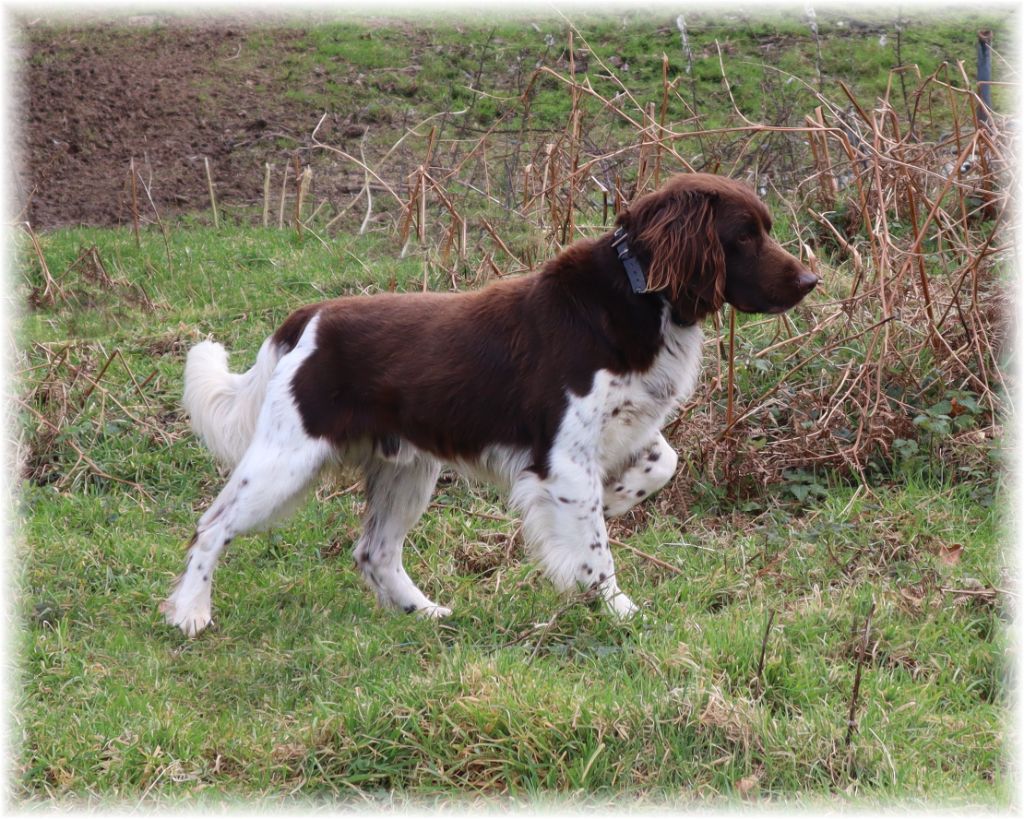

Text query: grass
(223, 8), (1013, 133)
(12, 222), (1009, 806)
(13, 8), (1013, 808)
(15, 455), (1009, 803)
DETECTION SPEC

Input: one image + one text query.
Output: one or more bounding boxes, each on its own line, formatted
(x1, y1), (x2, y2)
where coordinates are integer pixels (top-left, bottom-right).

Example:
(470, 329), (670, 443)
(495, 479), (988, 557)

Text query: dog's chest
(597, 321), (702, 465)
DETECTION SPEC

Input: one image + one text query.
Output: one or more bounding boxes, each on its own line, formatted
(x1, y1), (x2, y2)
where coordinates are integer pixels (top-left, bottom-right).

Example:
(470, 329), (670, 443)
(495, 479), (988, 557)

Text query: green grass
(13, 221), (1009, 806)
(15, 448), (1009, 803)
(14, 9), (1012, 808)
(216, 8), (1013, 135)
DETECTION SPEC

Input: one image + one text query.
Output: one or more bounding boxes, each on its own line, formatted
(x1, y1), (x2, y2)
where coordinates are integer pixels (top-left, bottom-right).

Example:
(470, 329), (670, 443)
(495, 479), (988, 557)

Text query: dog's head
(615, 173), (818, 322)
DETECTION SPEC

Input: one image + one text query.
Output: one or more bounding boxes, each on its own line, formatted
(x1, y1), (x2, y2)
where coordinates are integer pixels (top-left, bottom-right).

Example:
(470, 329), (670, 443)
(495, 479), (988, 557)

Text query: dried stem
(262, 163), (272, 228)
(752, 608), (777, 698)
(845, 600), (876, 775)
(129, 158), (141, 247)
(203, 156), (219, 229)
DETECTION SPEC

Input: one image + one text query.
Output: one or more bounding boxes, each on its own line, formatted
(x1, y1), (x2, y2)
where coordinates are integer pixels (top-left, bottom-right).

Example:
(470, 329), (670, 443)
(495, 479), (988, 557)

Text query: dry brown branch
(845, 600), (876, 773)
(609, 538), (684, 576)
(296, 31), (1012, 493)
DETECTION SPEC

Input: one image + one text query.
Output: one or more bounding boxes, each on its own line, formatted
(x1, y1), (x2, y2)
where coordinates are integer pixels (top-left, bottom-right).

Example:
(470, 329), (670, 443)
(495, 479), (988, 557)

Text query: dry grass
(17, 20), (1012, 500)
(294, 29), (1013, 497)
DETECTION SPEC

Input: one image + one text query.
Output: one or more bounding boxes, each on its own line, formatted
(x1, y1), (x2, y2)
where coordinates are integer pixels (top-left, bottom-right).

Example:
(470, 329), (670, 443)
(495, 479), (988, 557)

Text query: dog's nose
(796, 270), (819, 294)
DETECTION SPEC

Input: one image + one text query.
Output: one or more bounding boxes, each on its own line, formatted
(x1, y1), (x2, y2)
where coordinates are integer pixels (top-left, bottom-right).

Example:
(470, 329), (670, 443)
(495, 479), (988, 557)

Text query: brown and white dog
(162, 173), (817, 636)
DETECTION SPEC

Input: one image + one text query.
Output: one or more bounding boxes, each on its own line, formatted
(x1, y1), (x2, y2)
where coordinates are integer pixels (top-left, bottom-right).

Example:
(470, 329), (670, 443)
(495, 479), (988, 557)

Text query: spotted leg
(354, 455), (449, 617)
(512, 460), (639, 619)
(160, 414), (332, 637)
(602, 432), (679, 518)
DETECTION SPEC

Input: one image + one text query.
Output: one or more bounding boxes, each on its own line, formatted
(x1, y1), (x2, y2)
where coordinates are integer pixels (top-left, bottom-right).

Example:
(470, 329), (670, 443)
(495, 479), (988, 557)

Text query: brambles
(294, 18), (1012, 505)
(17, 15), (1010, 509)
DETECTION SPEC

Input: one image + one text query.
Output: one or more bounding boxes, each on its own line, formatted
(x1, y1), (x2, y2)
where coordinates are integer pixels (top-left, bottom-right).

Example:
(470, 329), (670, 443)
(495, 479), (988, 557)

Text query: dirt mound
(17, 21), (348, 229)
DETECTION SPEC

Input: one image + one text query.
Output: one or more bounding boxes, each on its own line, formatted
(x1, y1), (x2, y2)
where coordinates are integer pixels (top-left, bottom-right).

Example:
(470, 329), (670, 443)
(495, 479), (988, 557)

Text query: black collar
(611, 226), (649, 294)
(610, 227), (696, 328)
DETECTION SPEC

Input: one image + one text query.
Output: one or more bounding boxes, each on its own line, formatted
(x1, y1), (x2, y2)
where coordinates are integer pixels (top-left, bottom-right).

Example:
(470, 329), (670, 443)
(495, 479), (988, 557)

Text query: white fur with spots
(162, 315), (332, 636)
(602, 433), (679, 517)
(166, 304), (702, 634)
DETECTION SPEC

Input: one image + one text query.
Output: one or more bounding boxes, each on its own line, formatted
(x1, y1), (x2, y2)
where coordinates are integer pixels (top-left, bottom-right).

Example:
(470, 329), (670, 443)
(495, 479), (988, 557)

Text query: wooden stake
(129, 158), (141, 247)
(358, 137), (373, 236)
(418, 167), (427, 244)
(262, 163), (271, 228)
(292, 155), (303, 238)
(277, 163), (290, 229)
(726, 306), (737, 428)
(298, 167), (312, 234)
(814, 107), (837, 204)
(539, 144), (555, 229)
(204, 156), (219, 229)
(655, 53), (670, 186)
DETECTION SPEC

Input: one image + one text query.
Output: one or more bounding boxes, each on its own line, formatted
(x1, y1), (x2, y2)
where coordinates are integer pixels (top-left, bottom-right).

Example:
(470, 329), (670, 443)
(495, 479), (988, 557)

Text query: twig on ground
(609, 537), (684, 576)
(845, 599), (876, 775)
(752, 608), (777, 698)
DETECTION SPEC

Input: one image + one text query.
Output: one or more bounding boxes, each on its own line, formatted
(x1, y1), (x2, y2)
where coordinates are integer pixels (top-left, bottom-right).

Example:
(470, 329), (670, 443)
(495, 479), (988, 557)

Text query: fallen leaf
(898, 586), (924, 610)
(736, 772), (761, 798)
(940, 543), (964, 565)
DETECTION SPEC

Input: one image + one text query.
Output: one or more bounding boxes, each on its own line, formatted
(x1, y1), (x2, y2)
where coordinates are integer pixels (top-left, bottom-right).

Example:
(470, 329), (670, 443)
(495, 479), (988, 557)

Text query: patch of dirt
(17, 20), (372, 228)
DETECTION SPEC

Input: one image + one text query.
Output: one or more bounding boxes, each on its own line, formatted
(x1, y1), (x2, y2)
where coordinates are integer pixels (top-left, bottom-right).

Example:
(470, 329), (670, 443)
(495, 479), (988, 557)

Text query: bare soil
(17, 20), (367, 229)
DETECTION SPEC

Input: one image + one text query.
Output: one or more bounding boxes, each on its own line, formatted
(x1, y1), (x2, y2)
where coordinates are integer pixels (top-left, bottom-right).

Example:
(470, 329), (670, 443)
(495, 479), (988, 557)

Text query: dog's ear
(619, 189), (726, 320)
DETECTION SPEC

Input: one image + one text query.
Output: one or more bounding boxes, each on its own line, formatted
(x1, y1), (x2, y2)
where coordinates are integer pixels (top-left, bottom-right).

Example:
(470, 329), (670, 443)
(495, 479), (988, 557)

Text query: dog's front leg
(511, 463), (639, 619)
(602, 432), (679, 518)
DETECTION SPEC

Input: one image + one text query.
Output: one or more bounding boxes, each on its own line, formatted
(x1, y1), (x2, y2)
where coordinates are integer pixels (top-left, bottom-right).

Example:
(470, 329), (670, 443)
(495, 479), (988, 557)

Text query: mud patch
(17, 20), (369, 228)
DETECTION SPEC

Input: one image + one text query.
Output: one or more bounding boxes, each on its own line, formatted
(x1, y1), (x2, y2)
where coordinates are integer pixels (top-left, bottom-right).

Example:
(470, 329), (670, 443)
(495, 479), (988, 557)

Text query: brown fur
(275, 173), (816, 477)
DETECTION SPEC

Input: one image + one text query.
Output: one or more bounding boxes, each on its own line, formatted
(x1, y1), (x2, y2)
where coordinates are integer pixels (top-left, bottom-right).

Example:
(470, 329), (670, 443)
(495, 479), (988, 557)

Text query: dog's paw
(416, 604), (453, 620)
(606, 592), (640, 620)
(159, 596), (212, 637)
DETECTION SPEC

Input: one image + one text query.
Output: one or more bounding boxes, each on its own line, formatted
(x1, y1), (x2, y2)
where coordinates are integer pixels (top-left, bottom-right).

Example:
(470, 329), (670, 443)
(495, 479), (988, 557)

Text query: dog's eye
(737, 228), (758, 243)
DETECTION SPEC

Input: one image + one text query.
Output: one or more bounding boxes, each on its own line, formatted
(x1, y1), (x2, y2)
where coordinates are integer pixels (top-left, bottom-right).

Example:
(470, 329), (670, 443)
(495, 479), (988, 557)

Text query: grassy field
(13, 8), (1013, 808)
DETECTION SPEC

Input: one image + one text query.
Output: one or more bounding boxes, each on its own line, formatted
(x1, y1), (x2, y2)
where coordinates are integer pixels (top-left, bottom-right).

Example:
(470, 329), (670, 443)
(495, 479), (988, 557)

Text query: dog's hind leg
(161, 433), (331, 637)
(161, 369), (333, 637)
(354, 454), (448, 617)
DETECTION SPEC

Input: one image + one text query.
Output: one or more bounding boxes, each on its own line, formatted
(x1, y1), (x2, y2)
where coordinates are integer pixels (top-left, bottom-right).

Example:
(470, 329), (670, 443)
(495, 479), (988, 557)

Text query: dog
(161, 173), (818, 636)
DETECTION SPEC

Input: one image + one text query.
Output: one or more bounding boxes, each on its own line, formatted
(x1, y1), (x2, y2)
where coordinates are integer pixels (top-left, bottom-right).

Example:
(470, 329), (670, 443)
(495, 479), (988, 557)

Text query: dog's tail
(183, 336), (283, 470)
